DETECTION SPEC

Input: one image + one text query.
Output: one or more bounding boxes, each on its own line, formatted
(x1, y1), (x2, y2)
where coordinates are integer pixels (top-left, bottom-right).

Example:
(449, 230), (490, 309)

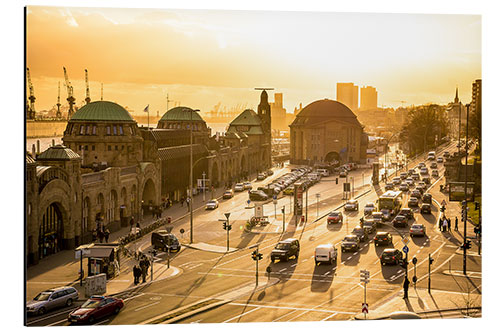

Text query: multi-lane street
(27, 140), (481, 326)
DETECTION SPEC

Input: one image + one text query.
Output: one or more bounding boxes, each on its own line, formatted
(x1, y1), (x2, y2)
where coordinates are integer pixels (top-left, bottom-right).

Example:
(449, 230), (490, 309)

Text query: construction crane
(85, 69), (91, 104)
(63, 67), (76, 119)
(56, 81), (62, 119)
(26, 68), (36, 119)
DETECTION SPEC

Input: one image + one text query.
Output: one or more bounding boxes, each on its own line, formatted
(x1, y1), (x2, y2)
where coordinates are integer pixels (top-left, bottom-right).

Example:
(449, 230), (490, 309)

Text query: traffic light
(461, 240), (472, 250)
(223, 221), (227, 230)
(251, 250), (257, 260)
(257, 253), (263, 260)
(440, 206), (446, 213)
(412, 257), (418, 265)
(461, 209), (467, 222)
(227, 225), (232, 231)
(281, 207), (285, 214)
(429, 256), (434, 265)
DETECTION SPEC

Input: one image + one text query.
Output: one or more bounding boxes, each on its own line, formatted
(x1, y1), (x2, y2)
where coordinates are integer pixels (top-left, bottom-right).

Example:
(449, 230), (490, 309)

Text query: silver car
(27, 286), (79, 316)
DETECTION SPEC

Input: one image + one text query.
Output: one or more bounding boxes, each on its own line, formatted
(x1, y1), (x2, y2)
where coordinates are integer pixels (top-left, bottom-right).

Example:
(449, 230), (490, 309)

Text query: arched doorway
(38, 203), (64, 259)
(325, 151), (340, 163)
(142, 179), (156, 216)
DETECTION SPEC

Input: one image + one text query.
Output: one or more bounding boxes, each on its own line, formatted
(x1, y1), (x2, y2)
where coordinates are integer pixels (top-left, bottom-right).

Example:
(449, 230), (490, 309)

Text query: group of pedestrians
(439, 216), (459, 232)
(133, 255), (151, 285)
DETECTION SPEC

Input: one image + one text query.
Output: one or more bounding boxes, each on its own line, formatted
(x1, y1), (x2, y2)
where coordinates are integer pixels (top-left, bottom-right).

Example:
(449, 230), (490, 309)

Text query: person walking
(130, 216), (135, 231)
(438, 218), (443, 231)
(403, 276), (410, 299)
(443, 218), (448, 232)
(180, 197), (184, 207)
(133, 265), (140, 285)
(455, 216), (459, 231)
(104, 228), (110, 243)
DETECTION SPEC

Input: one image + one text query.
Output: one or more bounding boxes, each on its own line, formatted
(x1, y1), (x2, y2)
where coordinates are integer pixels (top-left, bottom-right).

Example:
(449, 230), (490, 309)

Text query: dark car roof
(281, 238), (298, 244)
(382, 248), (398, 253)
(329, 211), (341, 215)
(421, 203), (431, 207)
(376, 231), (390, 236)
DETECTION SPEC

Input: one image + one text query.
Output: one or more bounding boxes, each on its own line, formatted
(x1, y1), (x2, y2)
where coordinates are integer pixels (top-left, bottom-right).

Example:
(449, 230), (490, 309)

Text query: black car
(408, 197), (419, 207)
(362, 219), (376, 234)
(380, 248), (403, 265)
(270, 238), (300, 262)
(410, 190), (421, 199)
(341, 235), (360, 252)
(420, 203), (432, 214)
(422, 193), (432, 204)
(351, 226), (368, 242)
(151, 231), (181, 252)
(374, 232), (393, 246)
(249, 190), (268, 201)
(385, 183), (394, 191)
(422, 177), (431, 185)
(400, 208), (414, 220)
(393, 215), (408, 228)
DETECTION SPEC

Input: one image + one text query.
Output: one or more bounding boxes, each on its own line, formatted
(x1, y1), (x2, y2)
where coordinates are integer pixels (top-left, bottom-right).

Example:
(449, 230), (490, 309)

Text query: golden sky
(26, 6), (481, 115)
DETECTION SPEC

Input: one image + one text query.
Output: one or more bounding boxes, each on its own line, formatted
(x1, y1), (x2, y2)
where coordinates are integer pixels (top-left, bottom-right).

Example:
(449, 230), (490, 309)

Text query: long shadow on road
(310, 262), (336, 292)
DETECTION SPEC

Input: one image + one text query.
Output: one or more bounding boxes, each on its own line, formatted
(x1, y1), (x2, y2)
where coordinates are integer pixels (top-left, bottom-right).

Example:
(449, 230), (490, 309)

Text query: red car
(327, 211), (343, 224)
(68, 295), (124, 324)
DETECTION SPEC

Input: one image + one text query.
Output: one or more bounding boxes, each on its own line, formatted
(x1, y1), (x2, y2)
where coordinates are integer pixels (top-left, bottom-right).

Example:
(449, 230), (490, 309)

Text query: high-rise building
(471, 79), (481, 117)
(360, 86), (378, 111)
(336, 83), (358, 112)
(270, 93), (287, 131)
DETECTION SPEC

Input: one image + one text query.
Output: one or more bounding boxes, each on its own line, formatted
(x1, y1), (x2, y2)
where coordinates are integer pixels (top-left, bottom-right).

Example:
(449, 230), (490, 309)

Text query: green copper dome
(160, 106), (205, 122)
(70, 101), (135, 122)
(37, 145), (81, 161)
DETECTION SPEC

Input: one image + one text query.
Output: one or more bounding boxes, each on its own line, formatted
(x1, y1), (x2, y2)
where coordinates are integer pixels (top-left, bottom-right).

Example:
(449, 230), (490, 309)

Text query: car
(415, 184), (426, 194)
(380, 209), (392, 221)
(151, 231), (181, 252)
(407, 169), (414, 176)
(444, 151), (450, 158)
(405, 178), (414, 186)
(68, 295), (124, 324)
(420, 167), (428, 175)
(364, 202), (376, 216)
(270, 238), (300, 262)
(422, 193), (432, 204)
(266, 169), (274, 176)
(257, 173), (266, 180)
(385, 182), (394, 191)
(420, 203), (432, 214)
(400, 208), (414, 220)
(341, 234), (360, 252)
(234, 183), (245, 192)
(374, 231), (393, 246)
(205, 199), (219, 209)
(410, 224), (426, 237)
(243, 182), (253, 190)
(411, 173), (420, 181)
(437, 156), (444, 163)
(399, 183), (409, 192)
(422, 176), (431, 185)
(430, 162), (438, 169)
(400, 172), (408, 180)
(314, 244), (337, 265)
(344, 199), (359, 211)
(223, 189), (234, 199)
(362, 218), (376, 234)
(380, 248), (403, 265)
(432, 170), (439, 177)
(418, 162), (426, 169)
(339, 170), (347, 178)
(283, 186), (294, 195)
(372, 211), (384, 226)
(27, 286), (79, 316)
(410, 190), (421, 199)
(393, 215), (408, 227)
(327, 211), (343, 224)
(352, 225), (368, 242)
(417, 181), (427, 189)
(317, 169), (330, 177)
(249, 190), (268, 201)
(392, 177), (401, 185)
(408, 197), (419, 207)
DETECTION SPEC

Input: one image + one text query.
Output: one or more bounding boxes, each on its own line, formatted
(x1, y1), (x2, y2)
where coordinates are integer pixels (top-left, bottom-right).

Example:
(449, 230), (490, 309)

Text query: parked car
(420, 203), (432, 214)
(380, 248), (403, 266)
(223, 189), (234, 199)
(327, 211), (343, 224)
(393, 215), (408, 227)
(283, 186), (294, 195)
(374, 231), (393, 246)
(243, 182), (253, 190)
(344, 199), (359, 211)
(249, 190), (268, 201)
(400, 208), (414, 220)
(352, 225), (368, 242)
(234, 183), (245, 192)
(410, 224), (426, 237)
(151, 231), (181, 252)
(314, 244), (337, 265)
(364, 202), (376, 216)
(27, 286), (79, 316)
(422, 193), (432, 204)
(205, 199), (219, 210)
(362, 218), (376, 234)
(341, 235), (360, 252)
(68, 295), (124, 324)
(270, 238), (300, 262)
(317, 169), (330, 177)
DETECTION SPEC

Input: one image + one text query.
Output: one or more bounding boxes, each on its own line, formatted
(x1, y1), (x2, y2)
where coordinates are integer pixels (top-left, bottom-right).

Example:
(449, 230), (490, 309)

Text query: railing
(82, 172), (104, 184)
(120, 165), (137, 176)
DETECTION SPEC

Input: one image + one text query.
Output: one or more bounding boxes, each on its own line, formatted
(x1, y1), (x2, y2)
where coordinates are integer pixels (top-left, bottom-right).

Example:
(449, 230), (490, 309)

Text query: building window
(129, 127), (133, 135)
(107, 126), (111, 135)
(79, 125), (85, 135)
(85, 145), (88, 151)
(119, 125), (124, 135)
(86, 125), (91, 135)
(92, 125), (97, 135)
(108, 145), (111, 151)
(115, 145), (118, 150)
(113, 125), (117, 135)
(92, 145), (95, 151)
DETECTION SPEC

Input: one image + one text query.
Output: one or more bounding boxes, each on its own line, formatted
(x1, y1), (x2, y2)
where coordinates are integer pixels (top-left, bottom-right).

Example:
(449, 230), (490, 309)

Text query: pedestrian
(454, 217), (459, 231)
(130, 216), (135, 231)
(133, 265), (140, 285)
(438, 218), (443, 231)
(443, 218), (448, 232)
(104, 228), (110, 243)
(97, 229), (104, 243)
(141, 259), (149, 283)
(403, 276), (410, 299)
(136, 221), (141, 229)
(180, 197), (184, 207)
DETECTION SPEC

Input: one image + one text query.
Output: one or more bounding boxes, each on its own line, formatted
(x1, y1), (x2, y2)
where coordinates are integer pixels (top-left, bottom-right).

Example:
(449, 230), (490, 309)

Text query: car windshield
(329, 212), (340, 217)
(412, 225), (423, 229)
(347, 200), (357, 204)
(208, 201), (216, 204)
(364, 221), (373, 226)
(344, 236), (357, 242)
(275, 243), (290, 250)
(396, 216), (405, 220)
(81, 299), (103, 309)
(33, 292), (52, 301)
(383, 251), (396, 256)
(366, 203), (374, 208)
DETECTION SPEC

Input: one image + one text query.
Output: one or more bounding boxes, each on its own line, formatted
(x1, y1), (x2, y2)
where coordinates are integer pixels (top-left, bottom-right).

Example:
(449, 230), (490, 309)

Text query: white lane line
(302, 259), (308, 263)
(223, 307), (260, 323)
(347, 256), (352, 260)
(28, 308), (74, 325)
(321, 312), (338, 321)
(272, 310), (298, 322)
(123, 292), (145, 302)
(134, 301), (160, 312)
(190, 319), (202, 324)
(322, 271), (331, 276)
(93, 319), (109, 326)
(390, 275), (396, 279)
(279, 268), (287, 272)
(291, 263), (298, 267)
(46, 318), (68, 326)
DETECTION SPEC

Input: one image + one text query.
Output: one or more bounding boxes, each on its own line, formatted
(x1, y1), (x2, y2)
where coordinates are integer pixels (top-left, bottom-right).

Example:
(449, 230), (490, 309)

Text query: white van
(427, 151), (436, 160)
(317, 169), (330, 177)
(315, 244), (338, 265)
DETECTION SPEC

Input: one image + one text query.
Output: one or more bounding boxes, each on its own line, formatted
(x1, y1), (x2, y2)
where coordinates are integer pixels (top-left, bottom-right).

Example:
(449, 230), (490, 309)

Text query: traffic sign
(224, 213), (231, 220)
(179, 228), (185, 234)
(402, 245), (409, 254)
(273, 194), (277, 200)
(361, 303), (369, 314)
(247, 200), (251, 205)
(402, 237), (410, 245)
(165, 226), (173, 233)
(441, 200), (447, 206)
(316, 193), (321, 198)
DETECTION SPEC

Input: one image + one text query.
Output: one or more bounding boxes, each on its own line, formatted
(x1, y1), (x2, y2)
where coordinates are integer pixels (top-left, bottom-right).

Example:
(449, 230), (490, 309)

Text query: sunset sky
(26, 5), (481, 116)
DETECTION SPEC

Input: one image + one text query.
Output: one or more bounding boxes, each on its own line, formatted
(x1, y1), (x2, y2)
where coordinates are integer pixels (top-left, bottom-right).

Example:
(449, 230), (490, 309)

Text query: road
(28, 140), (481, 326)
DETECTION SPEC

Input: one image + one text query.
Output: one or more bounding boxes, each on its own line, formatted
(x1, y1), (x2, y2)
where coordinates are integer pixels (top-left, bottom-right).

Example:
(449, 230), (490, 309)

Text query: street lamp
(183, 108), (201, 244)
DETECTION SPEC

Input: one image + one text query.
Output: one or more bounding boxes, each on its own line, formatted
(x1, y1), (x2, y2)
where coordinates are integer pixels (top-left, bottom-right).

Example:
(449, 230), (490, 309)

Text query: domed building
(289, 99), (368, 164)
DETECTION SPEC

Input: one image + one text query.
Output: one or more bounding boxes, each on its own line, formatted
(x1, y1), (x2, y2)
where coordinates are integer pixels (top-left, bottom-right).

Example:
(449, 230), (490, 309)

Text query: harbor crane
(26, 68), (36, 119)
(85, 69), (91, 104)
(56, 81), (62, 119)
(63, 67), (76, 119)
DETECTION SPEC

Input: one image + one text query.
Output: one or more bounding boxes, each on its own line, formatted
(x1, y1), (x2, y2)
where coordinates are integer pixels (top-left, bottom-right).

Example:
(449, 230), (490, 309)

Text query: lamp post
(184, 108), (201, 244)
(463, 103), (470, 275)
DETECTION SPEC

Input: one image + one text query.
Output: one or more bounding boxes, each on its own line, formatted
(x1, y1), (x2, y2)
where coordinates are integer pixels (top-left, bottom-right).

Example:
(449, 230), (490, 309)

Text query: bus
(377, 190), (403, 219)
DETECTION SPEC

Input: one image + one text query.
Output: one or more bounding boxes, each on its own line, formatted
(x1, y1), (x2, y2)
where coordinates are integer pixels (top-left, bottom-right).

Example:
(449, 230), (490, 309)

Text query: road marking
(27, 308), (75, 325)
(190, 319), (202, 324)
(390, 274), (396, 280)
(302, 259), (308, 262)
(46, 318), (68, 326)
(347, 256), (352, 260)
(134, 301), (160, 312)
(323, 271), (331, 276)
(321, 312), (338, 321)
(279, 268), (287, 272)
(272, 310), (298, 322)
(223, 307), (260, 323)
(123, 292), (145, 302)
(93, 319), (109, 326)
(291, 263), (298, 267)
